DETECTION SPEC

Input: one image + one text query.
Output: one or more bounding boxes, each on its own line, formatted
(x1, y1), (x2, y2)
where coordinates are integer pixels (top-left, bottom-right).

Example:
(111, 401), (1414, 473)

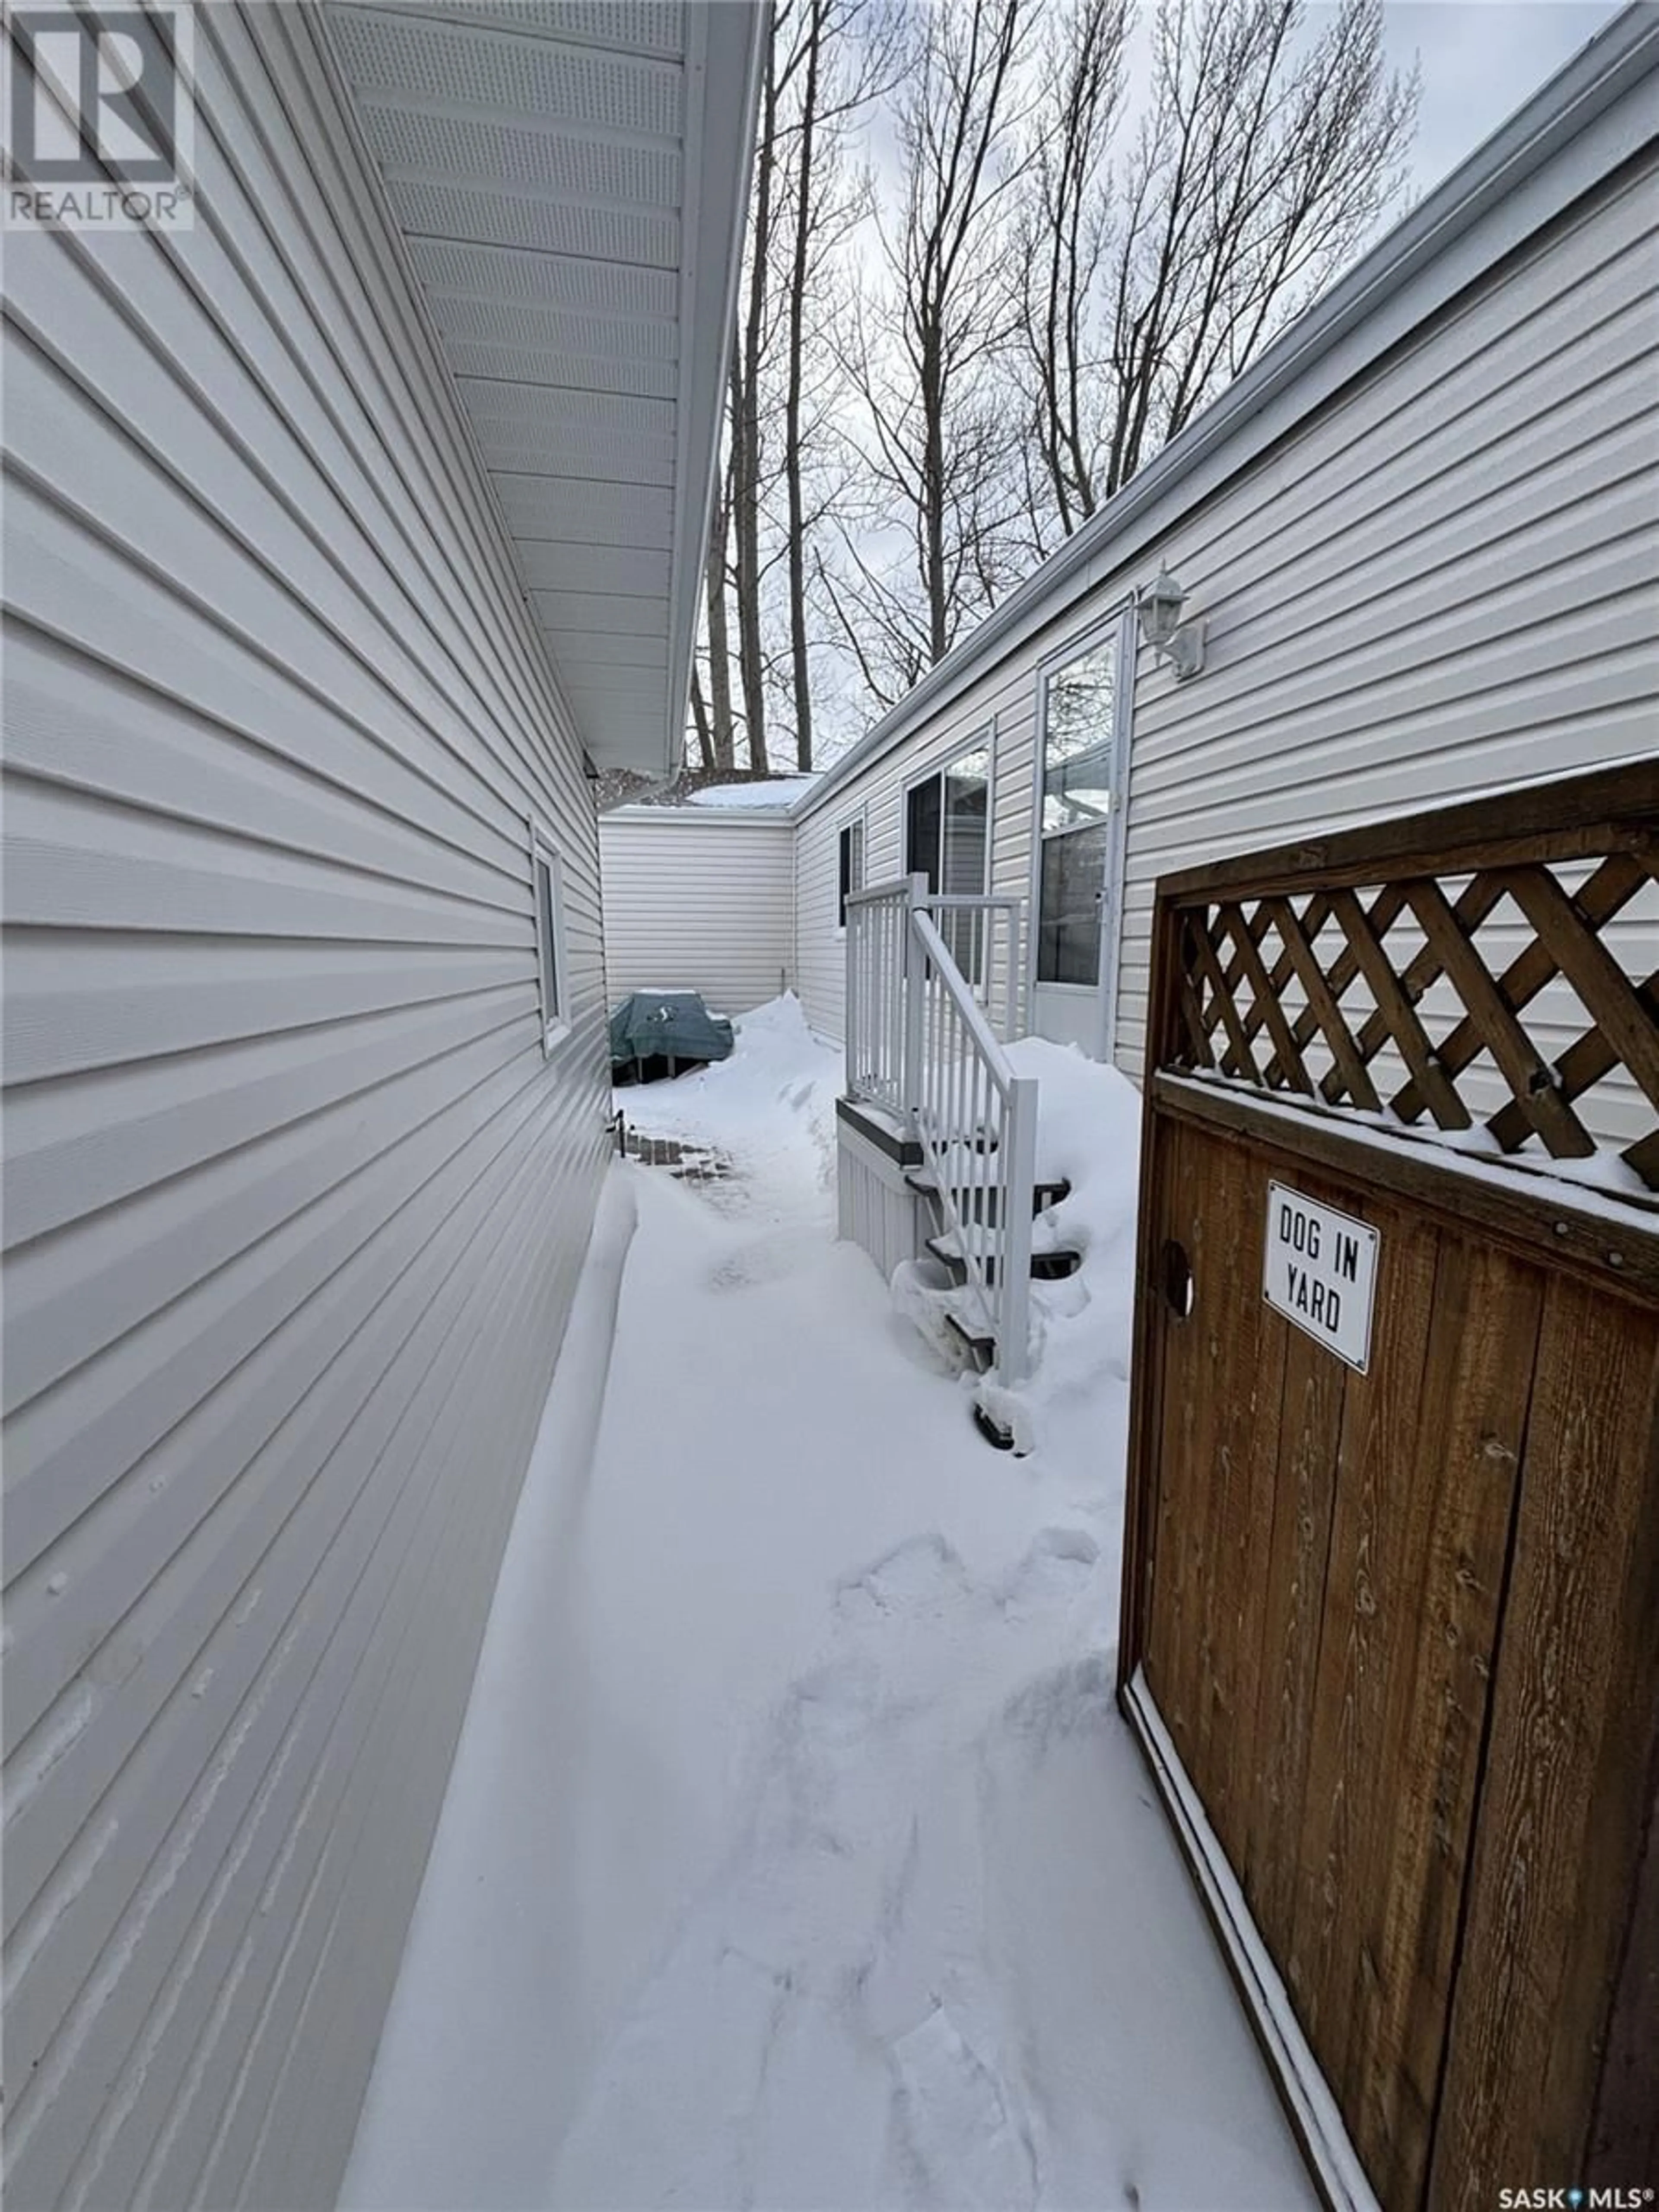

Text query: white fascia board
(796, 1), (1659, 824)
(664, 0), (772, 784)
(601, 804), (796, 828)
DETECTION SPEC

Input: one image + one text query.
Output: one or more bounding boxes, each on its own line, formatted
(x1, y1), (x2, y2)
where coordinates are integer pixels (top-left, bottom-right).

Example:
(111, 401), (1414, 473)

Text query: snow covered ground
(340, 999), (1316, 2212)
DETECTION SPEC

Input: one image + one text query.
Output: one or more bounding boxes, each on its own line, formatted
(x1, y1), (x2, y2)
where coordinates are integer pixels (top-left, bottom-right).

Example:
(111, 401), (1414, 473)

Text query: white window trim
(836, 803), (869, 934)
(529, 818), (571, 1055)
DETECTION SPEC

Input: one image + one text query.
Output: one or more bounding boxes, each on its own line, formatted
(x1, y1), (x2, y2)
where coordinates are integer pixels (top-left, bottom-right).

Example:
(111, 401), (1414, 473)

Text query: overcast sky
(1373, 1), (1625, 199)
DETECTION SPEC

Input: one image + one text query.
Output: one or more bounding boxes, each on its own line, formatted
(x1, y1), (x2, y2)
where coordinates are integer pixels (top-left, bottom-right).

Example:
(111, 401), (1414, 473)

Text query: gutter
(796, 0), (1659, 823)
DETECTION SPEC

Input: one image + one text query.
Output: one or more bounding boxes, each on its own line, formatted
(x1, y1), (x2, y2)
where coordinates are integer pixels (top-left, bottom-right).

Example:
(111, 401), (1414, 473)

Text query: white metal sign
(1262, 1182), (1379, 1373)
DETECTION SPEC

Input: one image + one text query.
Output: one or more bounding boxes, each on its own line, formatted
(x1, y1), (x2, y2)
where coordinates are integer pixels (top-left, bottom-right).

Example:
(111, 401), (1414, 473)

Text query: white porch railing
(845, 877), (1027, 1115)
(844, 876), (1038, 1386)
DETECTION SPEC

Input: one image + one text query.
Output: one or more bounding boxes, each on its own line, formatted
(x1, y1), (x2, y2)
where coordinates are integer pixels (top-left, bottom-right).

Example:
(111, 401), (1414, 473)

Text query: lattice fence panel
(1173, 849), (1659, 1191)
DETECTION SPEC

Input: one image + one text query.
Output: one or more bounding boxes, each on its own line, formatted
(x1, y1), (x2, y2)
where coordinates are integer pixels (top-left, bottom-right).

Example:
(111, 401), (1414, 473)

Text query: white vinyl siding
(600, 810), (796, 1015)
(1109, 154), (1659, 1087)
(792, 149), (1659, 1113)
(1, 11), (611, 2211)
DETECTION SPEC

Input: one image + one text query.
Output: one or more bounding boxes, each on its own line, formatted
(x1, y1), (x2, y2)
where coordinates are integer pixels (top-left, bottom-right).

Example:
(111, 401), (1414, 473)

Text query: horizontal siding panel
(3, 633), (524, 911)
(2, 493), (527, 877)
(3, 988), (523, 1250)
(0, 5), (623, 2206)
(600, 814), (795, 1014)
(8, 1116), (585, 2212)
(3, 786), (521, 946)
(3, 937), (529, 1085)
(0, 289), (538, 844)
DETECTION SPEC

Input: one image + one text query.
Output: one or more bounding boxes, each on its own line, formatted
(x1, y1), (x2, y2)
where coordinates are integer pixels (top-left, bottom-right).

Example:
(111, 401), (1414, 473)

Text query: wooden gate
(1119, 762), (1659, 2212)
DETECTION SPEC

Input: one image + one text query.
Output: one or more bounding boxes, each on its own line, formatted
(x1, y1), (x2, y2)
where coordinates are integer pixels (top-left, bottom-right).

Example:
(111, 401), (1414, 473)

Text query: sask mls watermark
(1497, 2190), (1656, 2209)
(3, 4), (195, 229)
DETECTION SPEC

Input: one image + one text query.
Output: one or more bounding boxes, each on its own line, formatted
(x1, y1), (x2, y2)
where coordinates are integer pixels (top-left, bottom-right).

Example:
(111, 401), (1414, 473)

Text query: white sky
(1373, 0), (1623, 200)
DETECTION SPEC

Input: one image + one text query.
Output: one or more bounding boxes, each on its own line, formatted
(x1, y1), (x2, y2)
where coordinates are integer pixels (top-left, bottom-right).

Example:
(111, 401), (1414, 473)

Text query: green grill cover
(609, 990), (735, 1068)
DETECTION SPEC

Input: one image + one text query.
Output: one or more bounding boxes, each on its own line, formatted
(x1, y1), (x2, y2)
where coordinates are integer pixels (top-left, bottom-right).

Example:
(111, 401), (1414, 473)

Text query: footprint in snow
(834, 1531), (971, 1621)
(998, 1651), (1115, 1755)
(890, 2005), (1038, 2212)
(707, 1227), (820, 1291)
(997, 1528), (1100, 1620)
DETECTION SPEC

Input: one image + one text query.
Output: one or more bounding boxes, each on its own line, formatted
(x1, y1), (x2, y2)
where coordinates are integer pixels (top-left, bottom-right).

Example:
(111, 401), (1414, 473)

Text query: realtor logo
(3, 4), (195, 229)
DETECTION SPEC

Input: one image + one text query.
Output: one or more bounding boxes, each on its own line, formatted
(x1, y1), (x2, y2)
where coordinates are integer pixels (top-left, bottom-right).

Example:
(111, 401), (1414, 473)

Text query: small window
(530, 823), (567, 1051)
(838, 817), (864, 928)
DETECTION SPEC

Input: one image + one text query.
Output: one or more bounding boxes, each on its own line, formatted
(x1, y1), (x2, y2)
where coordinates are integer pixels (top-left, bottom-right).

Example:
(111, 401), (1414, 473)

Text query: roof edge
(663, 0), (772, 782)
(601, 803), (801, 827)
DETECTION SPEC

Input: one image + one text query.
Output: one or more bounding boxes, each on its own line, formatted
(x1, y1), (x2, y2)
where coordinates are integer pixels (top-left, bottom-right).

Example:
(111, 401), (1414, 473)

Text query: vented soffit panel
(322, 0), (767, 778)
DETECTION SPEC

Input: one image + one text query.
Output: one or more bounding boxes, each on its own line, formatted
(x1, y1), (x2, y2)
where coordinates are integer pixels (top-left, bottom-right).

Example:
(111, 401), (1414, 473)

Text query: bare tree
(1016, 0), (1417, 544)
(696, 0), (894, 772)
(823, 0), (1038, 707)
(777, 0), (899, 766)
(700, 429), (739, 772)
(1018, 0), (1131, 541)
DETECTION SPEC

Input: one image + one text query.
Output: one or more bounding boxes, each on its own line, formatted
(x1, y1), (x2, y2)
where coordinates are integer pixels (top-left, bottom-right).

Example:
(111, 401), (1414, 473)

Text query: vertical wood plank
(1429, 1280), (1659, 2209)
(1244, 1309), (1347, 1975)
(1193, 1146), (1290, 1881)
(1120, 891), (1189, 1691)
(1344, 1241), (1543, 2209)
(1587, 1727), (1659, 2188)
(1143, 1119), (1211, 1773)
(1288, 1194), (1439, 2086)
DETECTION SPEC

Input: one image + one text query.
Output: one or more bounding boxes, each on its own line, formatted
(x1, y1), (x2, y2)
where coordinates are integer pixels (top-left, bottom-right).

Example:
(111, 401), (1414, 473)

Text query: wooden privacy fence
(1118, 760), (1659, 2212)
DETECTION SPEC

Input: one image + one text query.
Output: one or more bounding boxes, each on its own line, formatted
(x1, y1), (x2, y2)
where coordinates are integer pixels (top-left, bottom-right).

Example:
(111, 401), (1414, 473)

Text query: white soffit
(323, 0), (765, 775)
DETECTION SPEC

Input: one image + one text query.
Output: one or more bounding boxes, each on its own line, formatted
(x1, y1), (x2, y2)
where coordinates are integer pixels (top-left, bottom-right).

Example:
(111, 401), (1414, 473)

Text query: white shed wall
(601, 810), (795, 1015)
(1, 10), (611, 2208)
(794, 151), (1659, 1112)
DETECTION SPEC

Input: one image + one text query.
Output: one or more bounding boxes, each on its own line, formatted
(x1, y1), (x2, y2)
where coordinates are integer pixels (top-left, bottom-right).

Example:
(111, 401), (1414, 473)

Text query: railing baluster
(847, 888), (1036, 1384)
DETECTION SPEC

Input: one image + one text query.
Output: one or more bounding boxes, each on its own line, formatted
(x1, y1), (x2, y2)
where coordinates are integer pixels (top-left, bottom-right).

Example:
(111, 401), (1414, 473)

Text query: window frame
(529, 817), (570, 1055)
(836, 807), (868, 932)
(900, 724), (995, 900)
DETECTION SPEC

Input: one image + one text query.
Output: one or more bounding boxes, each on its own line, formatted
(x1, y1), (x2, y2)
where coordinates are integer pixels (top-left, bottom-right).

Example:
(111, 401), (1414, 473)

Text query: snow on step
(929, 1217), (1065, 1263)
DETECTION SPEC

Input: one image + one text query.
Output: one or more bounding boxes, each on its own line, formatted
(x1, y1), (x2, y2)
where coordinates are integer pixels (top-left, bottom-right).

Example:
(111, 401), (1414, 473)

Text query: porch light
(1137, 566), (1206, 680)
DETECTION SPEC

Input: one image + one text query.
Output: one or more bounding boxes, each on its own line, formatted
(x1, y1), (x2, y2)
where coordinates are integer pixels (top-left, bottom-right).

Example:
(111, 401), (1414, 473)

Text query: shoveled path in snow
(341, 1001), (1316, 2212)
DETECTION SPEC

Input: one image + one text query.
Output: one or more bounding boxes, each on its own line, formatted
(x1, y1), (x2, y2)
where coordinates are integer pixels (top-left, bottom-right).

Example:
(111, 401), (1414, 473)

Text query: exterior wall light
(1137, 565), (1206, 680)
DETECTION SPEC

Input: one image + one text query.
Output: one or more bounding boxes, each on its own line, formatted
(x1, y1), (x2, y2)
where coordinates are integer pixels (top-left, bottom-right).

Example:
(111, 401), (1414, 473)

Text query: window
(906, 736), (990, 975)
(905, 737), (989, 896)
(529, 822), (567, 1051)
(1036, 629), (1119, 986)
(837, 816), (864, 928)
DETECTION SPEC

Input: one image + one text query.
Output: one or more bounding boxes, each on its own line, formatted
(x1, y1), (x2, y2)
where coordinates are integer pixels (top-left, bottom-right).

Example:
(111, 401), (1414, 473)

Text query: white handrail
(911, 908), (1010, 1071)
(909, 912), (1038, 1388)
(845, 880), (1038, 1387)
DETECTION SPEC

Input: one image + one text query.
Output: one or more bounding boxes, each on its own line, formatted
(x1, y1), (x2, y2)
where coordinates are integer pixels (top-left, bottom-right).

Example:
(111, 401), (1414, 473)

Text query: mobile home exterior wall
(1, 10), (612, 2207)
(600, 808), (796, 1014)
(794, 60), (1659, 1087)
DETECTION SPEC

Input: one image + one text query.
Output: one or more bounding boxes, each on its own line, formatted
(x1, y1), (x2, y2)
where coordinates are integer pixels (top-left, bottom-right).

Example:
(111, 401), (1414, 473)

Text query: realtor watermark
(1498, 2190), (1655, 2209)
(3, 4), (195, 229)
